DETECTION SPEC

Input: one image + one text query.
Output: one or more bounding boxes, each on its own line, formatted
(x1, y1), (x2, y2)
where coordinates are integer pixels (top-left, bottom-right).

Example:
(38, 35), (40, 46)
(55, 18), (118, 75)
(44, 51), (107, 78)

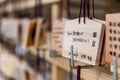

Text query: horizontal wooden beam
(28, 44), (113, 80)
(0, 0), (60, 13)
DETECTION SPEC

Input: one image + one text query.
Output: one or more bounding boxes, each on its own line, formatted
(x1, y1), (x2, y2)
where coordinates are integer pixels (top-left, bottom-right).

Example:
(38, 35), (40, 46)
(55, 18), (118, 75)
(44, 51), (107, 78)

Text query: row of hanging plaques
(50, 0), (106, 66)
(0, 18), (48, 50)
(51, 13), (120, 67)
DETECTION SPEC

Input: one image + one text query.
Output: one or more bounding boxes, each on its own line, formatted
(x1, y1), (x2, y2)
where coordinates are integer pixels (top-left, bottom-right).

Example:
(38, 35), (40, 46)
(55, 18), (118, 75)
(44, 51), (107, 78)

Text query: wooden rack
(28, 44), (115, 80)
(0, 37), (115, 80)
(0, 0), (60, 14)
(0, 0), (120, 80)
(27, 0), (119, 80)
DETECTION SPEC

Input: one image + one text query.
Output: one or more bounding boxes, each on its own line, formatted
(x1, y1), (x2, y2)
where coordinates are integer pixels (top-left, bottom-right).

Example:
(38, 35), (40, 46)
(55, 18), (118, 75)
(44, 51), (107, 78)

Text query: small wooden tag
(51, 19), (66, 55)
(1, 18), (20, 43)
(106, 13), (120, 66)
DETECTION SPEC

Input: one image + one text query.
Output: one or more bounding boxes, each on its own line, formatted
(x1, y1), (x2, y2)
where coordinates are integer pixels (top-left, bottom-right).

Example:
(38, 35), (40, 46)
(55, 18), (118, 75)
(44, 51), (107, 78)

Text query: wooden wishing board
(106, 13), (120, 66)
(0, 18), (47, 49)
(51, 19), (66, 54)
(34, 18), (48, 48)
(1, 18), (34, 48)
(1, 18), (20, 43)
(22, 18), (47, 48)
(62, 18), (105, 65)
(20, 19), (35, 48)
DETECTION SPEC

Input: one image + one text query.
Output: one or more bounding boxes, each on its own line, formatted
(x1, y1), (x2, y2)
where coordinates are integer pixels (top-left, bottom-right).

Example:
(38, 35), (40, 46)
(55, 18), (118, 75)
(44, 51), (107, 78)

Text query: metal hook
(47, 37), (62, 58)
(70, 45), (94, 69)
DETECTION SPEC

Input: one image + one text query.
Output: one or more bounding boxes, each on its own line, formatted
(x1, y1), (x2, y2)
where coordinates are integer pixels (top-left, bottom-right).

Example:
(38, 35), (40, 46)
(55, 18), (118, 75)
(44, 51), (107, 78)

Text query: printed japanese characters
(106, 13), (120, 66)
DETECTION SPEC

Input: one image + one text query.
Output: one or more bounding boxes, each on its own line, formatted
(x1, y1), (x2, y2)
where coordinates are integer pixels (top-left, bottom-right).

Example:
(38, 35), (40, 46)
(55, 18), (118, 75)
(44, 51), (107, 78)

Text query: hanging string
(13, 0), (17, 17)
(39, 0), (43, 17)
(58, 0), (71, 19)
(35, 0), (38, 18)
(78, 0), (83, 23)
(92, 0), (95, 18)
(78, 0), (95, 23)
(16, 0), (22, 44)
(77, 66), (81, 80)
(18, 25), (22, 46)
(87, 0), (90, 19)
(35, 0), (42, 74)
(83, 0), (87, 24)
(42, 50), (47, 80)
(14, 1), (21, 53)
(58, 0), (63, 19)
(67, 0), (71, 19)
(36, 48), (40, 73)
(35, 0), (42, 18)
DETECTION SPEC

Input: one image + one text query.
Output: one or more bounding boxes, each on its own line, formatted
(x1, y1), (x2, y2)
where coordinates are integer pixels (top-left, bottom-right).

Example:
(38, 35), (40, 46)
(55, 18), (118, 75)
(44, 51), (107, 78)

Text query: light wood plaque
(1, 18), (20, 42)
(62, 18), (105, 65)
(51, 19), (66, 55)
(106, 13), (120, 66)
(1, 18), (48, 49)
